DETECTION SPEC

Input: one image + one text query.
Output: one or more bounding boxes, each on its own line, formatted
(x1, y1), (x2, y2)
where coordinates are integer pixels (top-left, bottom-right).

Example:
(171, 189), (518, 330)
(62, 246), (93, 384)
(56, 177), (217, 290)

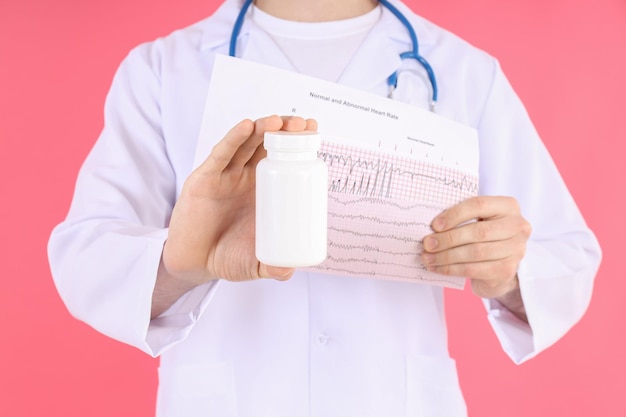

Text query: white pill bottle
(256, 131), (328, 267)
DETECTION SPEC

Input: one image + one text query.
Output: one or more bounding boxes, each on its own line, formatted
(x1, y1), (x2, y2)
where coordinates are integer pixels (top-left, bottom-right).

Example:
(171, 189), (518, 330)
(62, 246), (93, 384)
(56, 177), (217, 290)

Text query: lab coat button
(315, 333), (330, 345)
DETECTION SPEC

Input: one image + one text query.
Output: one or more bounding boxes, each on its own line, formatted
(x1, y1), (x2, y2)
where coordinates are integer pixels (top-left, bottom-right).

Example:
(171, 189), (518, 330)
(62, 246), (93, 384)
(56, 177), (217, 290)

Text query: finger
(200, 119), (255, 176)
(228, 115), (284, 169)
(256, 114), (286, 133)
(424, 257), (520, 284)
(246, 141), (268, 169)
(421, 236), (527, 267)
(432, 196), (520, 232)
(246, 116), (318, 168)
(305, 118), (318, 132)
(258, 263), (295, 281)
(422, 215), (529, 252)
(280, 116), (308, 131)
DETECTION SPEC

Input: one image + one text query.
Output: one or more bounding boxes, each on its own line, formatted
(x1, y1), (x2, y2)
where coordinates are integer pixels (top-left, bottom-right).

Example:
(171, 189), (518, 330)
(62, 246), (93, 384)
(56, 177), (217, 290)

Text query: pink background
(1, 0), (625, 415)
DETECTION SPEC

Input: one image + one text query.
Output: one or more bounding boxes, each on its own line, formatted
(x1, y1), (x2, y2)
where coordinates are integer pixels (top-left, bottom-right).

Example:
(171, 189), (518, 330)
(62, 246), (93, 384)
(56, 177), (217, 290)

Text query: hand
(162, 115), (318, 287)
(420, 196), (532, 299)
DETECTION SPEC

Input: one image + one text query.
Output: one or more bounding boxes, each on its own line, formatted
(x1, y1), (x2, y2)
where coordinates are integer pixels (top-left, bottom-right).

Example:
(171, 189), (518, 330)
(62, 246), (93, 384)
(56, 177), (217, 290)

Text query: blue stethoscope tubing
(229, 0), (438, 111)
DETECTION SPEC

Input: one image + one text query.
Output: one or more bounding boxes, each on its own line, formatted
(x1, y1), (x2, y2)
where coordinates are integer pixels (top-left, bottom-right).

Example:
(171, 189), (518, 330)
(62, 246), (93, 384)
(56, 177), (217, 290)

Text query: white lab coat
(48, 0), (601, 416)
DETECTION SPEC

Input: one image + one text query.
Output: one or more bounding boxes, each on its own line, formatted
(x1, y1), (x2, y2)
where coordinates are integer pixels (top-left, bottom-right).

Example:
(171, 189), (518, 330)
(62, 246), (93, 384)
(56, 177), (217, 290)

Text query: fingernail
(421, 253), (435, 265)
(433, 218), (446, 231)
(424, 237), (438, 251)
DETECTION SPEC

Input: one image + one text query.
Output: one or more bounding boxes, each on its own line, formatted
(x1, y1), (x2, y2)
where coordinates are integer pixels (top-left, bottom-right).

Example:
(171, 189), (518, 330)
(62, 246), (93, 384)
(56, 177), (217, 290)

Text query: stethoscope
(229, 0), (438, 111)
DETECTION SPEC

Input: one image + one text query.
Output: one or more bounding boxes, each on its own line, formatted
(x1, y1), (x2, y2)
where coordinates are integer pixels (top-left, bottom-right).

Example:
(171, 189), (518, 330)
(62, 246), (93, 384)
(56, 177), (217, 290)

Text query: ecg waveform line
(322, 156), (478, 193)
(313, 264), (465, 288)
(324, 255), (419, 270)
(328, 212), (431, 228)
(319, 145), (478, 203)
(327, 241), (417, 257)
(328, 226), (422, 244)
(328, 195), (444, 212)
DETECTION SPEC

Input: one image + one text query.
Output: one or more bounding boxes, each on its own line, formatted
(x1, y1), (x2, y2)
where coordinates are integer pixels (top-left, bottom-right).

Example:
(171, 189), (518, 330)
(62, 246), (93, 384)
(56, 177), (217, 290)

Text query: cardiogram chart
(308, 140), (478, 289)
(199, 56), (480, 288)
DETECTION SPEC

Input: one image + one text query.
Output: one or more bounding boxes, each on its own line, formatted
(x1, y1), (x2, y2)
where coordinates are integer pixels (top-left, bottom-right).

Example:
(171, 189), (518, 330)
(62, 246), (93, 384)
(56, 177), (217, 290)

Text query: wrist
(493, 275), (528, 323)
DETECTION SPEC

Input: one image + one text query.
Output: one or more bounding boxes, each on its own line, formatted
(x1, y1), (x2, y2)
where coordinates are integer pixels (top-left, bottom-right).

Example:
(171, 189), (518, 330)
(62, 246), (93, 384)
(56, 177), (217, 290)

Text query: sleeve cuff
(483, 297), (535, 364)
(145, 279), (221, 357)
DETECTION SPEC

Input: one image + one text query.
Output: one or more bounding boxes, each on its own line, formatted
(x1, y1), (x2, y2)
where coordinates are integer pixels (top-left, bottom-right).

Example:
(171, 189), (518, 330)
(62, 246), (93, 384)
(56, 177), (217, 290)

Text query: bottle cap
(264, 131), (321, 152)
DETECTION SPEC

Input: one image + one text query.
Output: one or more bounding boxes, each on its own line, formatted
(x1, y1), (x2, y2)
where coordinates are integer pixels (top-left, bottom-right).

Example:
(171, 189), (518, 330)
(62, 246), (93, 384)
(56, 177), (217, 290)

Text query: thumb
(258, 263), (295, 281)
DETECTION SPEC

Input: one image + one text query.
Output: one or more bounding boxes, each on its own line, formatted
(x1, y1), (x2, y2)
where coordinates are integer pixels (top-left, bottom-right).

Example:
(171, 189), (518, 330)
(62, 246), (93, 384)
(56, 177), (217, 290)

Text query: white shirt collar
(200, 0), (436, 51)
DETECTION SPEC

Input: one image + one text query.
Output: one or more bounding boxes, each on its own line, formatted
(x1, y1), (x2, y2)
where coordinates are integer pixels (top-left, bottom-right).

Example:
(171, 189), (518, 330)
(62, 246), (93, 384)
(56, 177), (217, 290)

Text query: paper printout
(195, 55), (479, 289)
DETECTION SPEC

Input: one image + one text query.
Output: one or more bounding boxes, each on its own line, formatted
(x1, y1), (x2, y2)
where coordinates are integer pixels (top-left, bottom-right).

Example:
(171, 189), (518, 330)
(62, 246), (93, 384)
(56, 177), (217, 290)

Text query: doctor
(48, 0), (601, 416)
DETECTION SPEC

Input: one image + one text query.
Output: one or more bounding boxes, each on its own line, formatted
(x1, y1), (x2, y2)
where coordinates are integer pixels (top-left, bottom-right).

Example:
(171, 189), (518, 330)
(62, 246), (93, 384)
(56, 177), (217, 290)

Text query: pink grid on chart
(307, 141), (479, 289)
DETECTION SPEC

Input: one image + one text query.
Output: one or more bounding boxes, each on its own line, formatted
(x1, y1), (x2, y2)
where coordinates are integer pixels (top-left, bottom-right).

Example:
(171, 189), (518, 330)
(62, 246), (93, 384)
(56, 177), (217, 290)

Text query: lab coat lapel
(336, 12), (402, 94)
(200, 0), (297, 73)
(338, 1), (437, 103)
